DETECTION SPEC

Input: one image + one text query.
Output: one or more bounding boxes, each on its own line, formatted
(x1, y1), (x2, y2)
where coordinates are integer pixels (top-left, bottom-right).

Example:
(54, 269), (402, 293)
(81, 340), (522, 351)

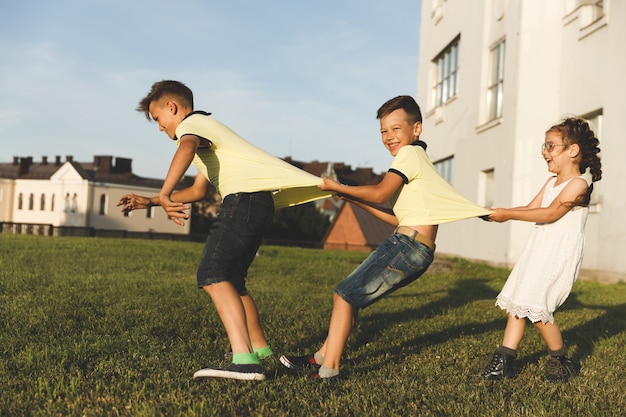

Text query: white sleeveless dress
(495, 175), (589, 323)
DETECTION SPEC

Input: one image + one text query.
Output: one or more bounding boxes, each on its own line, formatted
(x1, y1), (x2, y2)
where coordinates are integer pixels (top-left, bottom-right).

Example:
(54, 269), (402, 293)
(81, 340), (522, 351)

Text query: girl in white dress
(482, 117), (602, 382)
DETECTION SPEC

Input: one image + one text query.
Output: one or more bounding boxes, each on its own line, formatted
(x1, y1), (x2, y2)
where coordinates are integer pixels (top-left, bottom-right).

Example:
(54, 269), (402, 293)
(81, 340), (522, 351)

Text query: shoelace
(545, 357), (569, 377)
(484, 354), (504, 372)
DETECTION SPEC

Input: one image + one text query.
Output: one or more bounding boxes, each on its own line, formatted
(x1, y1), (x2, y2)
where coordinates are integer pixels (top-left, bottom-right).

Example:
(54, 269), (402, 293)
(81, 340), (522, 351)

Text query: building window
(147, 205), (154, 219)
(71, 193), (78, 213)
(434, 156), (453, 184)
(564, 0), (608, 39)
(487, 39), (506, 121)
(18, 193), (23, 210)
(431, 36), (460, 108)
(478, 168), (495, 208)
(51, 194), (55, 212)
(28, 193), (34, 210)
(582, 109), (603, 212)
(40, 194), (46, 211)
(64, 193), (71, 212)
(99, 194), (108, 215)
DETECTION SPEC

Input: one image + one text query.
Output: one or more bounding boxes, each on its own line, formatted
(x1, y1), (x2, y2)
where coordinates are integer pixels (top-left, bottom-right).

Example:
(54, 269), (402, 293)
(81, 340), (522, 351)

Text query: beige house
(418, 0), (624, 281)
(0, 155), (189, 235)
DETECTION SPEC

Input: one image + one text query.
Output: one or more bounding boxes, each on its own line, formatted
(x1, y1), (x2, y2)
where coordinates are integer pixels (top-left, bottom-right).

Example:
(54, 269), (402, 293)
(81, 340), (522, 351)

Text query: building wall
(89, 183), (187, 234)
(417, 0), (625, 279)
(0, 179), (15, 222)
(2, 161), (189, 235)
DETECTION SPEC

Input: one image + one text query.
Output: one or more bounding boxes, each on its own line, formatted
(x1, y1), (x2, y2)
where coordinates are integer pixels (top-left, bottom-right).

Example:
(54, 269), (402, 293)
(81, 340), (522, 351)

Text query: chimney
(13, 156), (19, 165)
(93, 155), (113, 173)
(114, 157), (132, 173)
(19, 157), (33, 175)
(55, 155), (61, 165)
(66, 155), (73, 162)
(42, 156), (48, 165)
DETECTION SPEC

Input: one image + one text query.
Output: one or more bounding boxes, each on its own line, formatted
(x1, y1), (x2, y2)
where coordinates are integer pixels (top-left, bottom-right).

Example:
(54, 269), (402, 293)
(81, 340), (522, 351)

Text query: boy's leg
(318, 293), (359, 371)
(240, 293), (272, 357)
(203, 282), (255, 356)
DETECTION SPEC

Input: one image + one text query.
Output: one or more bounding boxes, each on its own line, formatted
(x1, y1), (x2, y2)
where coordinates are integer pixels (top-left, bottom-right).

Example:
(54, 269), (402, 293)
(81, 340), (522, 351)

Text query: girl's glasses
(541, 142), (567, 153)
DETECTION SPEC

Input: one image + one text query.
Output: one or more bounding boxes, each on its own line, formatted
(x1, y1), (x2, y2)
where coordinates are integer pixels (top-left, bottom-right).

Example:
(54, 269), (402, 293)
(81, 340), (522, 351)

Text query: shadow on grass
(347, 278), (626, 376)
(355, 277), (500, 339)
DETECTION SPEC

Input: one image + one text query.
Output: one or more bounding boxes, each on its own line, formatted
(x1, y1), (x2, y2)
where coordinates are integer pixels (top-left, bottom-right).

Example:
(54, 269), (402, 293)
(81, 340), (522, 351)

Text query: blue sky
(1, 0), (422, 179)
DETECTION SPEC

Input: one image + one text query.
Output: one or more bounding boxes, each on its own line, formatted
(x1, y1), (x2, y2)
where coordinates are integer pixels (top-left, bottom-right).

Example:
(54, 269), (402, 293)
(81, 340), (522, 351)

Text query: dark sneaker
(481, 352), (515, 380)
(545, 356), (577, 382)
(193, 363), (266, 381)
(279, 353), (318, 370)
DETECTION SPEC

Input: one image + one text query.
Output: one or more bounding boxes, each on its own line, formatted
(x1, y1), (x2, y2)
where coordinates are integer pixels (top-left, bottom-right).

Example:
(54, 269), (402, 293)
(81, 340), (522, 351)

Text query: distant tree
(180, 172), (330, 242)
(266, 202), (330, 242)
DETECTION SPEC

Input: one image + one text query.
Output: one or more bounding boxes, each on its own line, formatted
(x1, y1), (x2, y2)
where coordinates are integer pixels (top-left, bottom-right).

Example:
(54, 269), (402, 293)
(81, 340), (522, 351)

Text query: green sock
(232, 353), (260, 365)
(253, 346), (273, 359)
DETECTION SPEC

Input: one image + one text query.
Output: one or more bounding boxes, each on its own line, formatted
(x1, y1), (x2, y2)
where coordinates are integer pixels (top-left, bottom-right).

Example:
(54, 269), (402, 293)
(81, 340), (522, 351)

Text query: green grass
(1, 234), (625, 417)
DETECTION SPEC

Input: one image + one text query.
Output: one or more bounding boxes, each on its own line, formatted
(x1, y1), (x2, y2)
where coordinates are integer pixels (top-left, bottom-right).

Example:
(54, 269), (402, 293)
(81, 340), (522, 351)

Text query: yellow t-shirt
(389, 144), (491, 225)
(175, 112), (332, 208)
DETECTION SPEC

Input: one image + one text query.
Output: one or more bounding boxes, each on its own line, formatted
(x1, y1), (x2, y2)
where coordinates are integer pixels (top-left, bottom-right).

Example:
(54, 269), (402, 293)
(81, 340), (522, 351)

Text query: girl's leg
(318, 293), (359, 371)
(533, 321), (564, 352)
(501, 313), (527, 349)
(482, 313), (525, 379)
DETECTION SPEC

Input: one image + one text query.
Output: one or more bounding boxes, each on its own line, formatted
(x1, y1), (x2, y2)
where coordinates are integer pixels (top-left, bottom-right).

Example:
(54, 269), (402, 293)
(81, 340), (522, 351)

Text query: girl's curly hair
(547, 117), (602, 207)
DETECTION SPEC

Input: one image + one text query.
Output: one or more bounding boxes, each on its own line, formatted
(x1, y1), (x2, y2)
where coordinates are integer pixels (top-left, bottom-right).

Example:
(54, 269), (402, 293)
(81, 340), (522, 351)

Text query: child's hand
(159, 195), (190, 226)
(319, 176), (340, 191)
(117, 193), (150, 213)
(486, 208), (509, 223)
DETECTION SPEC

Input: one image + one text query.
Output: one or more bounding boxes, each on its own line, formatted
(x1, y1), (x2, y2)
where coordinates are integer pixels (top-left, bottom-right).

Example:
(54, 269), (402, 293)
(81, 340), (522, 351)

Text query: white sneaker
(193, 363), (266, 381)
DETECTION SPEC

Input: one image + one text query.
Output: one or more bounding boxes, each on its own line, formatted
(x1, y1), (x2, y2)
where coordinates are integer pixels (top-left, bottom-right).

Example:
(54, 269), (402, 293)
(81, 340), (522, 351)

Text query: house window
(147, 205), (154, 219)
(487, 39), (505, 121)
(51, 194), (55, 212)
(64, 193), (71, 212)
(28, 193), (34, 210)
(40, 194), (46, 211)
(478, 168), (495, 208)
(99, 194), (107, 215)
(582, 109), (603, 211)
(18, 193), (23, 210)
(431, 36), (460, 108)
(70, 193), (78, 213)
(564, 0), (608, 39)
(434, 156), (453, 184)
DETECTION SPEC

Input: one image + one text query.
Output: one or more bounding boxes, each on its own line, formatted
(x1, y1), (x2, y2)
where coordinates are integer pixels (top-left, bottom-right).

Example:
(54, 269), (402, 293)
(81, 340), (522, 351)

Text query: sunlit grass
(1, 234), (624, 416)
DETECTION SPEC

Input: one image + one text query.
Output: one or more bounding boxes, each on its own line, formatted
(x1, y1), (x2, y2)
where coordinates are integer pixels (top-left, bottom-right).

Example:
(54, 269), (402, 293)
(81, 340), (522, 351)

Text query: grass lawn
(1, 234), (625, 416)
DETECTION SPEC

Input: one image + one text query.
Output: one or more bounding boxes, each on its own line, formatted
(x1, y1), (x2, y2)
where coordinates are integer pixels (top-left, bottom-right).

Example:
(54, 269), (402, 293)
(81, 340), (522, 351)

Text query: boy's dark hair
(376, 95), (423, 125)
(136, 80), (194, 120)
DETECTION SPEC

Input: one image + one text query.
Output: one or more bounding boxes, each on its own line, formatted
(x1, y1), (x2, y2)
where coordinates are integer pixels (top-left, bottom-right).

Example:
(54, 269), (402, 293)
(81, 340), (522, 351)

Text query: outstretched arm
(488, 177), (588, 223)
(346, 198), (398, 226)
(118, 134), (212, 225)
(319, 171), (404, 205)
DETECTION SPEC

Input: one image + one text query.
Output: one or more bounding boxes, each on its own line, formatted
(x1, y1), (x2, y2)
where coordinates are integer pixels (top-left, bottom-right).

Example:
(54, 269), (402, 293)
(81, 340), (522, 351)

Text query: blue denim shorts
(335, 232), (434, 308)
(196, 191), (274, 293)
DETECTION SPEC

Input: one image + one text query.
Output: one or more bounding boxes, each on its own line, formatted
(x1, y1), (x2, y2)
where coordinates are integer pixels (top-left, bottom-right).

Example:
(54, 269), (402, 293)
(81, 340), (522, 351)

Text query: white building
(0, 155), (189, 236)
(418, 0), (625, 281)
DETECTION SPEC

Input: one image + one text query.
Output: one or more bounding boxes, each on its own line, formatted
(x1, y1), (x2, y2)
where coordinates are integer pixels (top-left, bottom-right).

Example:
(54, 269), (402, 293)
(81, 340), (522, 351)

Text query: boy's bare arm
(319, 172), (403, 204)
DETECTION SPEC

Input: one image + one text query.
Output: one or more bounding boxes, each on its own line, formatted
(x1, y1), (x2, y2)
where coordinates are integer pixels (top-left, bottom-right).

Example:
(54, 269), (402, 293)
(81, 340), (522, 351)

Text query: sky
(1, 0), (422, 179)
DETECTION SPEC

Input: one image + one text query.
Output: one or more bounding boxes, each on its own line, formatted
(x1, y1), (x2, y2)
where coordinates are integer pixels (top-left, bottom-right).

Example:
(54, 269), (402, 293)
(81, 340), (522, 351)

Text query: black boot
(482, 351), (515, 380)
